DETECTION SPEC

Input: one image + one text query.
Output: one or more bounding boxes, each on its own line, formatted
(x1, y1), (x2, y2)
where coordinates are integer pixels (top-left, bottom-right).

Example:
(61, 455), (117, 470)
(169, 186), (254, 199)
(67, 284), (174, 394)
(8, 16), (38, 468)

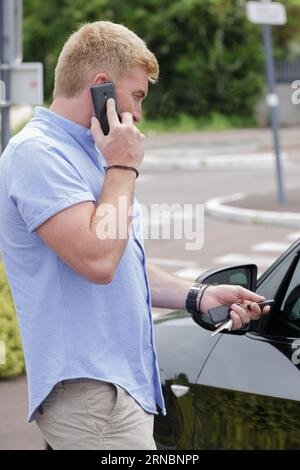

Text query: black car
(153, 238), (300, 450)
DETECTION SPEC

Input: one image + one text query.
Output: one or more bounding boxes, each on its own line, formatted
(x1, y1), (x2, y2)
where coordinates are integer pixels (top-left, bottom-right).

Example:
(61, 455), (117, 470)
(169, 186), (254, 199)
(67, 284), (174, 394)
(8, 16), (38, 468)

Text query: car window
(275, 258), (300, 337)
(257, 254), (294, 301)
(251, 253), (297, 335)
(258, 257), (300, 338)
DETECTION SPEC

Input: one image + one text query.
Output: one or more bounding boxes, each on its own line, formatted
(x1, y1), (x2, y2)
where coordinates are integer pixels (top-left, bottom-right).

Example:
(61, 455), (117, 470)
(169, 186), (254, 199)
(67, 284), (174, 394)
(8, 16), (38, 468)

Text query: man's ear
(91, 72), (110, 85)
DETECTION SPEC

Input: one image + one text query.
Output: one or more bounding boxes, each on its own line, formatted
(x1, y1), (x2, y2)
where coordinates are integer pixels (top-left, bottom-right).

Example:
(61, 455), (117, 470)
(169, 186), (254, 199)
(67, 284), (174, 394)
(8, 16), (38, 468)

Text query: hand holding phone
(90, 82), (145, 170)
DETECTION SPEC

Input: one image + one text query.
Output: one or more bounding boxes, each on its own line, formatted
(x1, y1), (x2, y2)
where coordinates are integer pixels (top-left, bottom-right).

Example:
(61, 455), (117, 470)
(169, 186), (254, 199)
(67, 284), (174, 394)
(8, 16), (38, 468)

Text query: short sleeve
(6, 138), (96, 232)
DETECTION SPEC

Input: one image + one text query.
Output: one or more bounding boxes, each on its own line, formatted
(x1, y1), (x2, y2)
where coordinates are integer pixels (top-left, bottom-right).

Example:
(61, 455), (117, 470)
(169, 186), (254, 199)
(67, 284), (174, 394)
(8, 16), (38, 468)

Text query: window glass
(251, 254), (295, 335)
(255, 256), (300, 338)
(206, 267), (250, 289)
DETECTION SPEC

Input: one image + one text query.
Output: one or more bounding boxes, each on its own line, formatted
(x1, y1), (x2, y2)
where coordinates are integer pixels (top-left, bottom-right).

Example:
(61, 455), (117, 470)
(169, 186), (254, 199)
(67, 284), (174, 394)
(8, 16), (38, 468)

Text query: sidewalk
(205, 187), (300, 228)
(0, 375), (44, 450)
(144, 126), (300, 153)
(230, 188), (300, 213)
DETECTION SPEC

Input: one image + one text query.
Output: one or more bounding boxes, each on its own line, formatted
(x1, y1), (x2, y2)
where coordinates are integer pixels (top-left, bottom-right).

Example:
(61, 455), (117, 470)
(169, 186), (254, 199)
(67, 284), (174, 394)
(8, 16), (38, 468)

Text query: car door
(193, 244), (300, 449)
(153, 311), (220, 449)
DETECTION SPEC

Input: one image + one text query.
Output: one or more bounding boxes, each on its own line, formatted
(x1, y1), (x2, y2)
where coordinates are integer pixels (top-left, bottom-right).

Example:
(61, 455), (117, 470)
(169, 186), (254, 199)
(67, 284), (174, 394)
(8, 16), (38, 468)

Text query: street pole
(0, 0), (11, 154)
(261, 0), (285, 205)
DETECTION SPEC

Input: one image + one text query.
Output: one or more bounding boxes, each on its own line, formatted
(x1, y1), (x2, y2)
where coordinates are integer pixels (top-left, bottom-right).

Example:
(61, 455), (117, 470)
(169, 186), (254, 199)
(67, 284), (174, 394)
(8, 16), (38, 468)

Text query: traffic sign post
(247, 0), (287, 205)
(262, 22), (286, 205)
(0, 0), (18, 153)
(0, 0), (43, 153)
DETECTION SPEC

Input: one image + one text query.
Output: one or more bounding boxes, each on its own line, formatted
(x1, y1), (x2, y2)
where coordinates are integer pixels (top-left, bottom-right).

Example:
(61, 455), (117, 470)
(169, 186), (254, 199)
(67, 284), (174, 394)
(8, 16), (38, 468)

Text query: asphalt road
(137, 159), (300, 286)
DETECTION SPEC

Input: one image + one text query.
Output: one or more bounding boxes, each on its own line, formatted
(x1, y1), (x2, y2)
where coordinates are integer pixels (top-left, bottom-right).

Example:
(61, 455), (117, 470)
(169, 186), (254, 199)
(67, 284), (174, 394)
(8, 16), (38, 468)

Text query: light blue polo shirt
(0, 106), (166, 422)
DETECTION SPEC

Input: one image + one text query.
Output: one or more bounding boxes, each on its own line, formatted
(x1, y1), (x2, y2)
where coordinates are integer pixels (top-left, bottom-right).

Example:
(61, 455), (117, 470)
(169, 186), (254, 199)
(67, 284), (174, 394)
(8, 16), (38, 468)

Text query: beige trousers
(35, 378), (156, 450)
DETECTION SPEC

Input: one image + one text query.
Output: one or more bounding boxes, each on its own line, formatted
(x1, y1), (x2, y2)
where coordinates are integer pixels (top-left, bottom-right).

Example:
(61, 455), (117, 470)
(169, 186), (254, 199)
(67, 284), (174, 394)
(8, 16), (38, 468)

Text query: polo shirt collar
(33, 106), (106, 170)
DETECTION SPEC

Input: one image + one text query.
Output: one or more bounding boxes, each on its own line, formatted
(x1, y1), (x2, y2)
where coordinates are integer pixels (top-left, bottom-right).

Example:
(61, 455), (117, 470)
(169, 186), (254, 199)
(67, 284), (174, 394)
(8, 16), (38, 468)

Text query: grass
(137, 112), (257, 135)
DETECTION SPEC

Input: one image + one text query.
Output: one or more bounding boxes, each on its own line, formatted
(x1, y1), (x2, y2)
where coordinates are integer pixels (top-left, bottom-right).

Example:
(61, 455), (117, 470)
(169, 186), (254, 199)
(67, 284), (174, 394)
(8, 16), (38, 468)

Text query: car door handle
(170, 384), (190, 398)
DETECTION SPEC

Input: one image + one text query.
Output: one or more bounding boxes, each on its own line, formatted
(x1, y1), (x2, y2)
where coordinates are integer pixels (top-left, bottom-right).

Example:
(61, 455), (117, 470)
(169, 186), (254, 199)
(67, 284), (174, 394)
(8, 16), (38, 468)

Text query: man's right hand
(90, 98), (145, 170)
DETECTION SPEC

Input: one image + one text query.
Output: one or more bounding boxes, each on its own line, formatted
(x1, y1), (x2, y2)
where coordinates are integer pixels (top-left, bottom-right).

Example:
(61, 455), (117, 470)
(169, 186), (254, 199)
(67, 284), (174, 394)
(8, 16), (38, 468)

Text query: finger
(90, 116), (104, 146)
(238, 286), (265, 303)
(262, 305), (271, 315)
(231, 303), (251, 325)
(230, 311), (243, 330)
(120, 112), (133, 126)
(106, 98), (120, 128)
(246, 302), (271, 320)
(246, 302), (261, 321)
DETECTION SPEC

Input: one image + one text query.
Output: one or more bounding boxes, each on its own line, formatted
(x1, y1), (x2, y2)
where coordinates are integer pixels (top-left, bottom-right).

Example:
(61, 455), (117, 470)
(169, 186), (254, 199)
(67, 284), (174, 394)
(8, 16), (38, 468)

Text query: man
(0, 21), (269, 450)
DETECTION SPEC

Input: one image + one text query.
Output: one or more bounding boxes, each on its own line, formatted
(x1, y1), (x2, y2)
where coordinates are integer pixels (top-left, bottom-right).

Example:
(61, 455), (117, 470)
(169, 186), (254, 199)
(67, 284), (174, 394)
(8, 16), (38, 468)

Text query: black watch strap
(186, 284), (202, 315)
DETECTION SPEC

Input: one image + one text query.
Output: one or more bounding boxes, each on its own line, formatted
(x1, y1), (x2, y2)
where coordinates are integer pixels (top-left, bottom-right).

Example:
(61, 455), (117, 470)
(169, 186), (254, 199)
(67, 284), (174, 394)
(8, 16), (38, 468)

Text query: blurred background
(22, 0), (300, 129)
(1, 0), (300, 449)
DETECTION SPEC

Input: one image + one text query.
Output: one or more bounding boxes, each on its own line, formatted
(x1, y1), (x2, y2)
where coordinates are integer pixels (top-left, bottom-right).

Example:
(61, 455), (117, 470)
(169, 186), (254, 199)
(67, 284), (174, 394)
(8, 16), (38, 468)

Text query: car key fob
(208, 299), (275, 325)
(208, 304), (231, 324)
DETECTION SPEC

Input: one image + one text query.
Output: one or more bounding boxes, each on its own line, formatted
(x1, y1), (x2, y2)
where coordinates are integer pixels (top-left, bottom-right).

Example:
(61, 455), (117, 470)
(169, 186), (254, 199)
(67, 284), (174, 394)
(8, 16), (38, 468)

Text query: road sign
(0, 0), (23, 64)
(246, 1), (287, 25)
(10, 62), (43, 105)
(246, 0), (287, 204)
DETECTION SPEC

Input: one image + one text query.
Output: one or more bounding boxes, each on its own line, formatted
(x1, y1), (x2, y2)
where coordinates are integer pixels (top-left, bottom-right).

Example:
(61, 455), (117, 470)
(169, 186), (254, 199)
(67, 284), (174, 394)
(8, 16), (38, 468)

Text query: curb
(142, 152), (288, 171)
(205, 193), (300, 228)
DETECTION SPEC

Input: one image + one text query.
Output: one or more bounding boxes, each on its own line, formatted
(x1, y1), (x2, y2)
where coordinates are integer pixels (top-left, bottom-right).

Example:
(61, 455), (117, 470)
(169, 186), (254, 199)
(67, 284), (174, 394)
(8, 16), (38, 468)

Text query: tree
(23, 0), (298, 121)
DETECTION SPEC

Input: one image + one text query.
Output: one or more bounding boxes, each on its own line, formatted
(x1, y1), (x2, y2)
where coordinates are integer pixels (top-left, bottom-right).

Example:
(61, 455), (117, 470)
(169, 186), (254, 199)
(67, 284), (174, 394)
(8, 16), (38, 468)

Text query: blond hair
(53, 21), (159, 98)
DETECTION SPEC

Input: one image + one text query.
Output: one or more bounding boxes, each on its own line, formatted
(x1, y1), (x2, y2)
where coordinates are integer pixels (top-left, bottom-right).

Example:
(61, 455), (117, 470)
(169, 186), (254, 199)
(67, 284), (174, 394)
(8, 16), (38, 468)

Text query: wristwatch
(186, 283), (203, 315)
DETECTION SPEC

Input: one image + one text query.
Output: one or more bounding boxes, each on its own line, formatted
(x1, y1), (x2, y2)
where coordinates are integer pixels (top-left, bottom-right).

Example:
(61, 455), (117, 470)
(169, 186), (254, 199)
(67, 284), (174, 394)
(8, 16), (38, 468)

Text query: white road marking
(214, 253), (276, 268)
(148, 258), (197, 268)
(287, 232), (300, 242)
(252, 242), (290, 253)
(174, 268), (207, 280)
(175, 267), (264, 282)
(148, 237), (292, 285)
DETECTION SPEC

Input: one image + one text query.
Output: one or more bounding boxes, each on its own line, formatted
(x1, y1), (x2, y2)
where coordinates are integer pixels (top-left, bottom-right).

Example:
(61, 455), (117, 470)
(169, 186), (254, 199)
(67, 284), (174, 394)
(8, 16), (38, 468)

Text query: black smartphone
(90, 82), (121, 135)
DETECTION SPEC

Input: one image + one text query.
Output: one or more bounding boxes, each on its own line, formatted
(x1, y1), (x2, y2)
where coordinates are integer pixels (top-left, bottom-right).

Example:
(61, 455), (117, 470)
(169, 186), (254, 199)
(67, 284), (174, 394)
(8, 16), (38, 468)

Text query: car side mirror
(191, 264), (258, 333)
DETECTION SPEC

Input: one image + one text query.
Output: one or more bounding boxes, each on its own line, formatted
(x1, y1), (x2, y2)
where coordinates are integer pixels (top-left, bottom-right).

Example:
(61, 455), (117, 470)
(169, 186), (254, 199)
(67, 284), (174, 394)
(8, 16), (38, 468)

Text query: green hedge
(23, 0), (265, 120)
(23, 0), (300, 122)
(0, 262), (25, 378)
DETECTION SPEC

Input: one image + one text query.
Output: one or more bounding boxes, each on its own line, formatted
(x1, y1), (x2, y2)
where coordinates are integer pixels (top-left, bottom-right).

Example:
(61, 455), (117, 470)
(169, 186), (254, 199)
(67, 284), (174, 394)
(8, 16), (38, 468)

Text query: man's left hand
(200, 285), (270, 330)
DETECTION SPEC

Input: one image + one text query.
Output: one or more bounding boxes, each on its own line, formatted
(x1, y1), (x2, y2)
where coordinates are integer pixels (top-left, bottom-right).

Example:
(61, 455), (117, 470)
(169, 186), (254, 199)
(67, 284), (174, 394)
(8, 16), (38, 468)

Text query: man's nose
(132, 104), (142, 123)
(133, 111), (141, 123)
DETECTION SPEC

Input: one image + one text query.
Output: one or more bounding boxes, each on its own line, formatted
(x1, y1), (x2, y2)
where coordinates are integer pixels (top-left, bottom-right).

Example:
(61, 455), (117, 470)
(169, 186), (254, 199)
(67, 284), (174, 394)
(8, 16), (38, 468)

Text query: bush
(23, 0), (300, 123)
(23, 0), (265, 120)
(0, 262), (25, 378)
